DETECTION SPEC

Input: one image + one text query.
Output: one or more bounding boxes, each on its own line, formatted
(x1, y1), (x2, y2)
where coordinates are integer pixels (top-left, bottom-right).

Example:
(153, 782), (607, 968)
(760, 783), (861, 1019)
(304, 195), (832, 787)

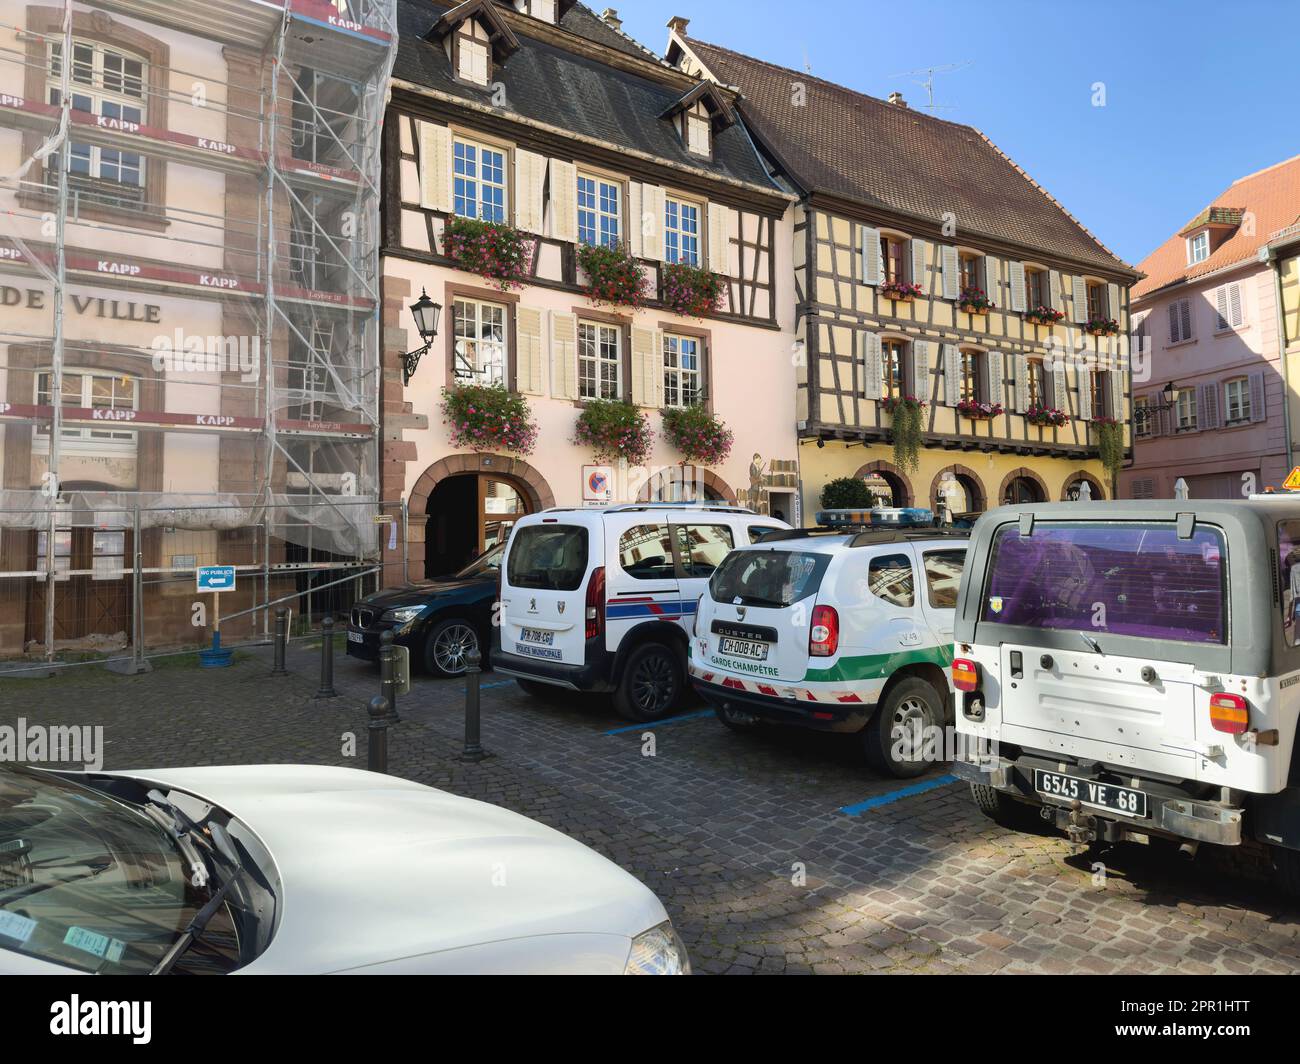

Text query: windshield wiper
(148, 819), (246, 976)
(141, 800), (211, 890)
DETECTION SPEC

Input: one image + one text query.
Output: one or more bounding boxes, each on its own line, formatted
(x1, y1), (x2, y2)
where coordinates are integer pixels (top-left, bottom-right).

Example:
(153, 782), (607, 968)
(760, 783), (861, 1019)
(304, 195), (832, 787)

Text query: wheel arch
(878, 661), (952, 723)
(611, 620), (689, 681)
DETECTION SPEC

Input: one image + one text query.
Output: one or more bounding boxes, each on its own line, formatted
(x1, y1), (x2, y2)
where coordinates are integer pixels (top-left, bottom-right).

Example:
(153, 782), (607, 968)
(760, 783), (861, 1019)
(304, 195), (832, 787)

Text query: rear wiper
(1080, 632), (1104, 655)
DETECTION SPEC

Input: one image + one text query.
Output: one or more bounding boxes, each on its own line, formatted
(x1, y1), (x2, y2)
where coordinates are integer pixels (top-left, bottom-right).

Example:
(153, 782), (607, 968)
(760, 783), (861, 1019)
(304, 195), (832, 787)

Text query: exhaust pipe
(1177, 840), (1199, 860)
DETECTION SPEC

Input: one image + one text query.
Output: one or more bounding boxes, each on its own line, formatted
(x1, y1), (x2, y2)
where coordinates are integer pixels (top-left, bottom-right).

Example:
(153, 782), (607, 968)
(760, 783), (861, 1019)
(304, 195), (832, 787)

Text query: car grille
(351, 607), (376, 629)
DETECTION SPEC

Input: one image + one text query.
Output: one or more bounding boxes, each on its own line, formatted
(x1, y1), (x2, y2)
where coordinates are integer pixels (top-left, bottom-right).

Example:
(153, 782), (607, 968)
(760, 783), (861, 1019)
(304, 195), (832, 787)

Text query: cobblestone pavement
(7, 643), (1300, 974)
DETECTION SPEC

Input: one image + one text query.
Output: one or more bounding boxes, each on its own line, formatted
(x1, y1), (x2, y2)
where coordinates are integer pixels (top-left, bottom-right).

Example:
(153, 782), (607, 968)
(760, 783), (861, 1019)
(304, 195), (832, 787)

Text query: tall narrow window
(958, 253), (981, 292)
(880, 235), (908, 283)
(1175, 387), (1197, 431)
(1168, 298), (1193, 343)
(663, 333), (701, 408)
(1090, 368), (1111, 417)
(1134, 396), (1152, 438)
(960, 350), (984, 402)
(1187, 231), (1209, 265)
(664, 196), (700, 266)
(452, 298), (507, 384)
(1025, 267), (1048, 309)
(1214, 283), (1244, 331)
(1224, 377), (1250, 423)
(1086, 280), (1107, 320)
(685, 103), (711, 156)
(453, 138), (507, 221)
(577, 173), (621, 249)
(882, 339), (906, 399)
(579, 321), (621, 400)
(1026, 357), (1048, 407)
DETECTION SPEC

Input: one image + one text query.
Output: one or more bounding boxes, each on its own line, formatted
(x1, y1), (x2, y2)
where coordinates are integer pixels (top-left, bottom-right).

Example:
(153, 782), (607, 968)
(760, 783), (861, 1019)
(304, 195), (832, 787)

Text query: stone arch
(1061, 471), (1106, 501)
(997, 466), (1050, 505)
(928, 463), (987, 514)
(851, 460), (914, 507)
(637, 466), (737, 504)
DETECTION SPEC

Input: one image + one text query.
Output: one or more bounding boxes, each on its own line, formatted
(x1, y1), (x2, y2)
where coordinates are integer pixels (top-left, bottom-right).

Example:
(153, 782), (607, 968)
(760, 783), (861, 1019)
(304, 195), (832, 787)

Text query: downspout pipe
(1263, 244), (1296, 475)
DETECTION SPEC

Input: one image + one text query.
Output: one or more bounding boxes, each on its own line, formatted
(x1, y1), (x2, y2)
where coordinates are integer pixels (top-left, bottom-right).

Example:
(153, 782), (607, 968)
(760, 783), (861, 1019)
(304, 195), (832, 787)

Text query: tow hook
(1065, 799), (1097, 855)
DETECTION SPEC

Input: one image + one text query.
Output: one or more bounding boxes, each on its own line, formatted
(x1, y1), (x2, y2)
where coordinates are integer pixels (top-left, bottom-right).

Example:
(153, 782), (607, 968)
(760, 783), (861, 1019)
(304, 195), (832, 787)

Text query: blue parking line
(839, 773), (959, 815)
(480, 680), (515, 690)
(604, 710), (714, 736)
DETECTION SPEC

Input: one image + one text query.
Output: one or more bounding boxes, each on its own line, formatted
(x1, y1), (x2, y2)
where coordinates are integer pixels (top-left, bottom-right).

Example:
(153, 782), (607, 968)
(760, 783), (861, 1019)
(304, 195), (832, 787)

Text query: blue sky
(613, 0), (1300, 268)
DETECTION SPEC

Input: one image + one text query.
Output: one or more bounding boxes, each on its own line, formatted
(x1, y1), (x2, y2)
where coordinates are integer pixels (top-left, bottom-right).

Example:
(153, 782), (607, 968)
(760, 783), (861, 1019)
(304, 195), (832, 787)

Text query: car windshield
(981, 521), (1227, 644)
(0, 765), (246, 974)
(451, 543), (505, 581)
(710, 549), (831, 608)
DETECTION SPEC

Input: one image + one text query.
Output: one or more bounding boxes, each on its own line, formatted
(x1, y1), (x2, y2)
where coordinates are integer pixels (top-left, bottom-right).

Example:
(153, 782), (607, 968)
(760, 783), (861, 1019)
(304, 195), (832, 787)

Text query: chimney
(887, 92), (908, 108)
(666, 16), (690, 35)
(601, 8), (622, 31)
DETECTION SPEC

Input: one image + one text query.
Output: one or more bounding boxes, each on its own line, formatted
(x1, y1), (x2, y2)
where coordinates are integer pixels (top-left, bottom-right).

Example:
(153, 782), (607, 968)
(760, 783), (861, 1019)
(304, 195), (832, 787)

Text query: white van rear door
(501, 520), (593, 666)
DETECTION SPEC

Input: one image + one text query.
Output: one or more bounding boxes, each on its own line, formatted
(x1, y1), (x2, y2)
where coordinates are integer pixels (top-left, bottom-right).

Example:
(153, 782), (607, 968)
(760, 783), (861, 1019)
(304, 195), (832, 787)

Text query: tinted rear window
(507, 525), (589, 591)
(710, 550), (830, 608)
(981, 522), (1226, 644)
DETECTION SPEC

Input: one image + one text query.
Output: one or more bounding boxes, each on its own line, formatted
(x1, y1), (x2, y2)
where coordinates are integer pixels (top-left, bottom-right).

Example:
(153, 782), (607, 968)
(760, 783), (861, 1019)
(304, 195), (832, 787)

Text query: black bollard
(458, 646), (487, 763)
(271, 607), (288, 675)
(367, 695), (391, 774)
(379, 628), (401, 723)
(316, 615), (338, 698)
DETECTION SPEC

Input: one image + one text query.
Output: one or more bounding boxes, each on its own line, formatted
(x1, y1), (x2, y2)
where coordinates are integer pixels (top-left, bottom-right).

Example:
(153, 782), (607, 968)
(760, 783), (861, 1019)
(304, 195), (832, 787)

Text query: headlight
(624, 921), (691, 975)
(386, 605), (426, 625)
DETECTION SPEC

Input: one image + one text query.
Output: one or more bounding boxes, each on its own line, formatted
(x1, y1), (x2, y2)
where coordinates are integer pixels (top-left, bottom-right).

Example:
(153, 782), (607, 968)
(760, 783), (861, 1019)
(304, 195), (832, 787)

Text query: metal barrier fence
(0, 496), (408, 674)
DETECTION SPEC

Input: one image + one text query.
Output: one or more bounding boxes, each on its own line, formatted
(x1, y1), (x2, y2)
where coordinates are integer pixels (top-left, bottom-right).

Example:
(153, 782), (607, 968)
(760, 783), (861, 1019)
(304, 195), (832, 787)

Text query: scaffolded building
(0, 0), (399, 667)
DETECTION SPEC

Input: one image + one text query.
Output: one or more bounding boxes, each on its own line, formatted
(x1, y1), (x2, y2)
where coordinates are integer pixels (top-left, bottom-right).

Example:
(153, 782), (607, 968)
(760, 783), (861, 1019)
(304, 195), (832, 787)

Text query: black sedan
(346, 545), (501, 678)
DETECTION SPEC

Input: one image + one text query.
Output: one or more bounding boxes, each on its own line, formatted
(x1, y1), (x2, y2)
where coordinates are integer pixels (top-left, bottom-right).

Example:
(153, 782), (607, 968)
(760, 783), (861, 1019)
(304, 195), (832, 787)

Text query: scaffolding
(0, 0), (398, 664)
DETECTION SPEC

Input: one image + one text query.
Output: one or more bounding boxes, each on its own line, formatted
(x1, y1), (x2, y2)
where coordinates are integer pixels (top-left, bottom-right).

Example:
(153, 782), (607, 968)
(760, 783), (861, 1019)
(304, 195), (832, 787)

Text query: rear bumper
(491, 636), (615, 692)
(691, 672), (871, 733)
(953, 752), (1245, 847)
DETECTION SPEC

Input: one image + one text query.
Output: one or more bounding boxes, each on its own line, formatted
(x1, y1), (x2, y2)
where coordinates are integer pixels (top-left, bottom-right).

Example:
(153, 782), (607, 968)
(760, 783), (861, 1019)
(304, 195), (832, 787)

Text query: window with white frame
(452, 298), (507, 384)
(577, 173), (621, 249)
(47, 39), (146, 191)
(1224, 376), (1250, 423)
(1214, 282), (1244, 331)
(1187, 231), (1210, 265)
(453, 138), (507, 221)
(663, 333), (701, 408)
(35, 369), (138, 453)
(1168, 297), (1193, 344)
(1133, 395), (1152, 438)
(685, 103), (711, 156)
(579, 321), (621, 400)
(664, 195), (700, 266)
(1175, 386), (1197, 431)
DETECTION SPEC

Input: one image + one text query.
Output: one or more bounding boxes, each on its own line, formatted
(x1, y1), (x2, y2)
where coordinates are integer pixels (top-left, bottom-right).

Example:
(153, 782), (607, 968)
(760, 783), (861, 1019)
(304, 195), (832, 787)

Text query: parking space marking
(604, 710), (714, 736)
(838, 773), (959, 815)
(480, 680), (515, 690)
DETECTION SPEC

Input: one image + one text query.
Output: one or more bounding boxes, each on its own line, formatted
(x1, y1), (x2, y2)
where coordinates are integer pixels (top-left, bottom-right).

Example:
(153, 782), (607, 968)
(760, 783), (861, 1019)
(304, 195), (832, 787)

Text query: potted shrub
(441, 383), (539, 455)
(1085, 316), (1120, 337)
(1024, 305), (1065, 326)
(820, 476), (875, 510)
(882, 395), (926, 474)
(443, 216), (533, 291)
(577, 241), (647, 309)
(573, 399), (654, 466)
(661, 405), (734, 466)
(1025, 405), (1070, 428)
(660, 262), (726, 318)
(880, 279), (923, 303)
(958, 286), (995, 315)
(956, 398), (1004, 420)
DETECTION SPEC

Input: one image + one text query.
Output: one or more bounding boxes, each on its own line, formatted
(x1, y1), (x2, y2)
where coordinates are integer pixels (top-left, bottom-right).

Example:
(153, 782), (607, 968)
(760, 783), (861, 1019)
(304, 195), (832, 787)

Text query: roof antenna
(886, 60), (972, 114)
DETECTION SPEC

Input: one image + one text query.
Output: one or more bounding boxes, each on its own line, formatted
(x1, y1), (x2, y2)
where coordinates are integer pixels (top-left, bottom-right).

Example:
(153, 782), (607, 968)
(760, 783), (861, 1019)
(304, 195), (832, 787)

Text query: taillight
(585, 566), (606, 640)
(952, 658), (979, 693)
(809, 605), (838, 657)
(1209, 692), (1249, 735)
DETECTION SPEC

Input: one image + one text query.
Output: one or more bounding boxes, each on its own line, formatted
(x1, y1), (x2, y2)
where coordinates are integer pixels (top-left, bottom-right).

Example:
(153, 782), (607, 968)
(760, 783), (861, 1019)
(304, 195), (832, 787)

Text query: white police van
(690, 509), (969, 777)
(494, 504), (788, 721)
(951, 497), (1300, 894)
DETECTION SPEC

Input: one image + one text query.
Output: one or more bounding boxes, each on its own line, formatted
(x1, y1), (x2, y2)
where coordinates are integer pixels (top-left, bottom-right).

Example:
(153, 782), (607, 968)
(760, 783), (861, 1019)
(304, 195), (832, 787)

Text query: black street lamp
(401, 289), (442, 385)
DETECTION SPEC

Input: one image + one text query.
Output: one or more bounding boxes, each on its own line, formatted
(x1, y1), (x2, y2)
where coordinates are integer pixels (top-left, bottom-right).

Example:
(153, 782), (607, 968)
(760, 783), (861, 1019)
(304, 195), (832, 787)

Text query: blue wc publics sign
(196, 565), (236, 593)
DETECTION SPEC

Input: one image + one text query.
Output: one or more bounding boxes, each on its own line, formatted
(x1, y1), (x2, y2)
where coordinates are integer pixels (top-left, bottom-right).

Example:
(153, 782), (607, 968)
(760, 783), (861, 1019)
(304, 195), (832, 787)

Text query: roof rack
(761, 527), (971, 547)
(541, 503), (759, 515)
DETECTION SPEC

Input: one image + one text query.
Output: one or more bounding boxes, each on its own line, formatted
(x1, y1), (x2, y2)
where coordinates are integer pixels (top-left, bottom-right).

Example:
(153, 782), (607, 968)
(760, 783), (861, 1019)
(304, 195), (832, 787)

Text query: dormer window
(1187, 230), (1209, 266)
(455, 23), (490, 86)
(660, 82), (734, 160)
(685, 102), (710, 156)
(428, 1), (520, 88)
(527, 0), (557, 22)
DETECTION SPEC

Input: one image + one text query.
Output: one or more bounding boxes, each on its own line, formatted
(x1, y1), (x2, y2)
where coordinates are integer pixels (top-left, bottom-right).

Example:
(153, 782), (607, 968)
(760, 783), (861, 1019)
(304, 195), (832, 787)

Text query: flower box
(577, 241), (647, 309)
(573, 399), (654, 466)
(441, 383), (539, 456)
(443, 217), (533, 292)
(660, 262), (726, 318)
(1024, 306), (1065, 326)
(661, 405), (733, 466)
(957, 399), (1004, 420)
(1085, 317), (1120, 337)
(1025, 405), (1069, 428)
(880, 280), (923, 303)
(957, 286), (995, 315)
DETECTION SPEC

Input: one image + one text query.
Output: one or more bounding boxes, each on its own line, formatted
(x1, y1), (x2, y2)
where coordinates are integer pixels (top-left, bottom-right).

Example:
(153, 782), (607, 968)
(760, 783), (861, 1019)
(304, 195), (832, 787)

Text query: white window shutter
(1072, 275), (1088, 323)
(641, 184), (665, 261)
(515, 306), (545, 394)
(1107, 282), (1121, 321)
(983, 255), (1000, 306)
(910, 340), (930, 400)
(707, 202), (731, 274)
(549, 159), (578, 243)
(1008, 261), (1027, 313)
(1077, 361), (1093, 421)
(1051, 359), (1067, 411)
(860, 332), (883, 400)
(631, 326), (659, 407)
(911, 239), (928, 290)
(513, 151), (546, 234)
(1013, 354), (1031, 413)
(418, 122), (452, 212)
(942, 343), (962, 406)
(859, 225), (881, 285)
(627, 183), (644, 257)
(550, 311), (578, 400)
(987, 350), (1005, 407)
(941, 245), (960, 300)
(1109, 369), (1124, 420)
(1048, 269), (1062, 311)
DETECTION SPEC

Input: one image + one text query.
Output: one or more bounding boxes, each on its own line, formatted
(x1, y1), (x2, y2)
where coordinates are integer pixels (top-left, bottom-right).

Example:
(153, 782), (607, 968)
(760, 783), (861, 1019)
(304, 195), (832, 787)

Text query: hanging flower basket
(1025, 405), (1070, 428)
(443, 216), (533, 292)
(1085, 316), (1120, 337)
(957, 399), (1004, 420)
(660, 262), (726, 318)
(958, 285), (995, 315)
(661, 405), (734, 466)
(880, 280), (923, 303)
(441, 383), (539, 456)
(1024, 306), (1065, 326)
(1093, 416), (1125, 484)
(882, 395), (926, 474)
(573, 399), (654, 466)
(577, 242), (647, 309)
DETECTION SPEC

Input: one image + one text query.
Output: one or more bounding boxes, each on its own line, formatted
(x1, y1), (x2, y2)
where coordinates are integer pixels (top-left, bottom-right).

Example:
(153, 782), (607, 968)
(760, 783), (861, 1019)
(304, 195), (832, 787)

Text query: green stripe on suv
(803, 644), (954, 685)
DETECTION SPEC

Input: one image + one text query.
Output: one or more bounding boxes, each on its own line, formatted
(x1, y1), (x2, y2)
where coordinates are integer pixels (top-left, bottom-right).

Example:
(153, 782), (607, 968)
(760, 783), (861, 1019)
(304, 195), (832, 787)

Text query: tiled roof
(1133, 153), (1300, 300)
(681, 35), (1135, 276)
(392, 1), (779, 192)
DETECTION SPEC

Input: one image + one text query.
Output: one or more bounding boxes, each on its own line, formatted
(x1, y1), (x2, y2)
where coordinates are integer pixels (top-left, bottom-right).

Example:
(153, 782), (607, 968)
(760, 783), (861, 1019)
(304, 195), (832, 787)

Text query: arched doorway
(930, 466), (986, 522)
(638, 467), (736, 504)
(1062, 472), (1106, 501)
(852, 461), (913, 507)
(425, 473), (530, 578)
(1000, 468), (1049, 505)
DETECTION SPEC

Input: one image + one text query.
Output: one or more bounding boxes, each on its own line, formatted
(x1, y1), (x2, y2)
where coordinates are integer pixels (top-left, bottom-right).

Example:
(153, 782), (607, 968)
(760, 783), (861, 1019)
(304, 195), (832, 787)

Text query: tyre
(613, 642), (683, 723)
(422, 618), (480, 678)
(969, 782), (1049, 833)
(863, 677), (942, 779)
(516, 678), (565, 702)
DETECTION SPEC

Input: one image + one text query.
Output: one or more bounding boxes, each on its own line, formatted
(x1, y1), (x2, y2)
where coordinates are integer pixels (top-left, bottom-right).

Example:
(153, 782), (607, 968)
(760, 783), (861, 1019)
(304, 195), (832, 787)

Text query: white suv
(494, 504), (788, 721)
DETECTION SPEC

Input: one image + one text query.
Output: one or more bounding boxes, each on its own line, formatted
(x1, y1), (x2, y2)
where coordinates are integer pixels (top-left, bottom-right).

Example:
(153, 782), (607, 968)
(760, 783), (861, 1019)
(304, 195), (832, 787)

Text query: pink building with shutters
(1122, 156), (1300, 500)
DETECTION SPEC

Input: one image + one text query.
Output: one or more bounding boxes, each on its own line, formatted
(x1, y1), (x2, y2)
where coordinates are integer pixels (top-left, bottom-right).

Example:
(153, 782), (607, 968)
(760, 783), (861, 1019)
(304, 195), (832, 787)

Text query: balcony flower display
(880, 279), (923, 303)
(661, 405), (734, 466)
(660, 261), (726, 318)
(573, 399), (654, 466)
(577, 241), (647, 308)
(1024, 305), (1065, 326)
(881, 394), (926, 473)
(1092, 415), (1124, 483)
(957, 398), (1004, 420)
(443, 216), (533, 291)
(1025, 405), (1070, 428)
(957, 286), (995, 314)
(441, 383), (539, 456)
(1085, 316), (1121, 337)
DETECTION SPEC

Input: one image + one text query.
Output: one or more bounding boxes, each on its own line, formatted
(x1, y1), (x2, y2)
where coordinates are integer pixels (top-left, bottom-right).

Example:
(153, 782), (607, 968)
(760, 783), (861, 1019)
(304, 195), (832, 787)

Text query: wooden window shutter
(641, 184), (665, 261)
(1214, 286), (1230, 330)
(1168, 301), (1183, 342)
(1077, 360), (1093, 421)
(983, 255), (1000, 306)
(910, 239), (928, 289)
(1107, 282), (1121, 321)
(1108, 369), (1123, 419)
(515, 306), (545, 395)
(1180, 299), (1192, 340)
(1008, 261), (1027, 313)
(1230, 283), (1243, 327)
(549, 159), (579, 244)
(707, 202), (731, 274)
(630, 326), (662, 407)
(859, 332), (883, 400)
(941, 245), (960, 300)
(1071, 275), (1088, 323)
(549, 311), (578, 400)
(418, 122), (452, 213)
(942, 343), (962, 406)
(910, 340), (930, 401)
(1249, 371), (1266, 423)
(1013, 354), (1031, 413)
(1048, 269), (1062, 311)
(1196, 382), (1220, 430)
(513, 151), (547, 234)
(986, 350), (1006, 407)
(858, 225), (881, 285)
(1051, 359), (1067, 412)
(627, 183), (644, 258)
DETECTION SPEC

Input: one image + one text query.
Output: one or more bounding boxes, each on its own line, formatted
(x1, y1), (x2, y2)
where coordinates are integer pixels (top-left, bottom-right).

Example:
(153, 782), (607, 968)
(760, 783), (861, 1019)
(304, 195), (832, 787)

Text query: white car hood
(117, 765), (665, 974)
